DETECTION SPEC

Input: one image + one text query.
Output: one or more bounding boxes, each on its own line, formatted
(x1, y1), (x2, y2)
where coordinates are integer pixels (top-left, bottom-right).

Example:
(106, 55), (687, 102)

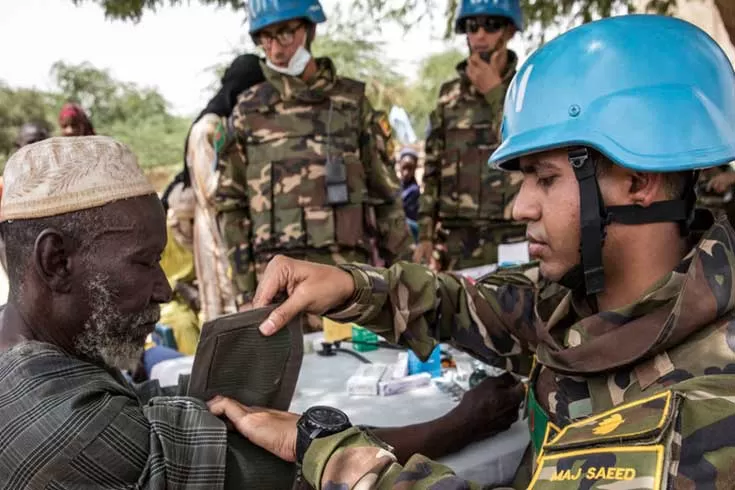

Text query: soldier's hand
(707, 172), (735, 194)
(252, 255), (355, 336)
(467, 50), (506, 95)
(413, 240), (434, 265)
(208, 396), (298, 462)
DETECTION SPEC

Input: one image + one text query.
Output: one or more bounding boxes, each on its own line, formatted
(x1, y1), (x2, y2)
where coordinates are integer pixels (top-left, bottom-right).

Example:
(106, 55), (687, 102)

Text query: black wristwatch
(296, 406), (352, 464)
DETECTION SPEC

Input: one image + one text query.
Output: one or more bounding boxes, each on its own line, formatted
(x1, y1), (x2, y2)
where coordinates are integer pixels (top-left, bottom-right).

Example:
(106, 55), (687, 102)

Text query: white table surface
(151, 334), (530, 487)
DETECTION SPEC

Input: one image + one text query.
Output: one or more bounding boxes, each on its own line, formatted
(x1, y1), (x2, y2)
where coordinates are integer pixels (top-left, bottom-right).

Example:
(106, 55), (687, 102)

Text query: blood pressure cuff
(188, 304), (305, 489)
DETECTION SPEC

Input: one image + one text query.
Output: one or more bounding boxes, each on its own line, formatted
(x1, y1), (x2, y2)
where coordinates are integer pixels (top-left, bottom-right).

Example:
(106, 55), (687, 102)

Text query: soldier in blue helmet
(207, 14), (735, 489)
(215, 0), (412, 311)
(413, 0), (527, 272)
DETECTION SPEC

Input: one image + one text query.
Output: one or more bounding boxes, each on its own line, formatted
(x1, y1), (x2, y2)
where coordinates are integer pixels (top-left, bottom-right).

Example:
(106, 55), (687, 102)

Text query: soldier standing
(413, 0), (526, 271)
(209, 15), (735, 489)
(214, 0), (412, 309)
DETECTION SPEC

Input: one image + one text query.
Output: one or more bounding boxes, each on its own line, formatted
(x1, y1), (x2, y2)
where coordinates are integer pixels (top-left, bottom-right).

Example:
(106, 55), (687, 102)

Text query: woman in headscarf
(58, 102), (96, 136)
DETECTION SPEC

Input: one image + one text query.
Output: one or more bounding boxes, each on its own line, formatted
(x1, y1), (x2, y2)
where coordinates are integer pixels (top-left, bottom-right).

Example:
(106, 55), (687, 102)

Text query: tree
(0, 84), (59, 170)
(70, 0), (242, 22)
(70, 0), (678, 44)
(401, 48), (465, 132)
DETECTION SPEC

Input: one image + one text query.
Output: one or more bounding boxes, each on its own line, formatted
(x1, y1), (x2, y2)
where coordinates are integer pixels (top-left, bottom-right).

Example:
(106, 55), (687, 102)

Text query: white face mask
(266, 42), (312, 77)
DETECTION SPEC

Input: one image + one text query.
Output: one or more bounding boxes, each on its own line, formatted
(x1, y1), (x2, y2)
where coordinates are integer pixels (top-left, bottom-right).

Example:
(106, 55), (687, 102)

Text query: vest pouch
(529, 390), (680, 490)
(325, 155), (349, 206)
(304, 206), (336, 249)
(438, 149), (460, 219)
(334, 203), (365, 248)
(455, 147), (490, 220)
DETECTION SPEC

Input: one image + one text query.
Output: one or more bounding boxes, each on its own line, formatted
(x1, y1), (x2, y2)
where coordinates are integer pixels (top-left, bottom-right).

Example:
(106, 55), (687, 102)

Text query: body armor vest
(438, 80), (520, 222)
(237, 78), (369, 259)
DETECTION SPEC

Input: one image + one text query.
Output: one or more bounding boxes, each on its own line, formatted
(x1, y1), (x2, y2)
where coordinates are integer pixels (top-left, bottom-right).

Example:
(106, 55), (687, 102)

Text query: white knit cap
(1, 136), (155, 222)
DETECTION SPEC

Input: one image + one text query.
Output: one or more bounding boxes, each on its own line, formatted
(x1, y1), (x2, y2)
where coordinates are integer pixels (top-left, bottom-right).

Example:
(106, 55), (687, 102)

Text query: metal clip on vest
(325, 154), (349, 205)
(324, 99), (349, 206)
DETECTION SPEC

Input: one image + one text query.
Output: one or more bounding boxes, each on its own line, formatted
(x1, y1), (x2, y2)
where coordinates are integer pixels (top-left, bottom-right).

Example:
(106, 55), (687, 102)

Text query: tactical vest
(437, 79), (519, 222)
(237, 78), (369, 259)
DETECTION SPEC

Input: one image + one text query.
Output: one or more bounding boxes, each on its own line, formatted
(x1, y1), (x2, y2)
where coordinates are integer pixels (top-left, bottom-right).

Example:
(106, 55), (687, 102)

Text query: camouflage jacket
(418, 52), (523, 242)
(302, 214), (735, 489)
(214, 58), (411, 304)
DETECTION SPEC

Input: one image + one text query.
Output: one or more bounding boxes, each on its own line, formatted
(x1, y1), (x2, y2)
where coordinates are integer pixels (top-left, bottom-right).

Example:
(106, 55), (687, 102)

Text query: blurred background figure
(399, 147), (420, 242)
(58, 102), (96, 136)
(14, 122), (50, 149)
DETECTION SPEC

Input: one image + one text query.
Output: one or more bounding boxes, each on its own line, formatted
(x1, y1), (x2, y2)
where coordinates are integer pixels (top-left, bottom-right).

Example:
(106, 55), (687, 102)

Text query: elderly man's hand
(449, 373), (525, 443)
(208, 396), (299, 462)
(252, 255), (355, 336)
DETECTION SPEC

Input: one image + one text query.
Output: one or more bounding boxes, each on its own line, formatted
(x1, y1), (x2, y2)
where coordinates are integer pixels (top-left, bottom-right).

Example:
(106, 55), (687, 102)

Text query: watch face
(308, 406), (349, 429)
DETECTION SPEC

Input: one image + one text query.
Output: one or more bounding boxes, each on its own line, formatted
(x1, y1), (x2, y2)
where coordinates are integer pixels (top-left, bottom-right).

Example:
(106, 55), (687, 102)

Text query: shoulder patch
(376, 112), (393, 139)
(213, 120), (228, 155)
(529, 391), (680, 490)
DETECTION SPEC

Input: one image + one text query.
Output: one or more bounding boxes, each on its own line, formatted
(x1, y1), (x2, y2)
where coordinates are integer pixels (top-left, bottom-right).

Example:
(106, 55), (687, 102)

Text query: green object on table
(351, 325), (379, 352)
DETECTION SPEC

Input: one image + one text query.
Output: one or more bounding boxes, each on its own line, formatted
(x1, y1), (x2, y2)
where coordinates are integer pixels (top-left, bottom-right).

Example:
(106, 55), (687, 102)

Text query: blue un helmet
(248, 0), (326, 34)
(455, 0), (524, 33)
(489, 15), (735, 295)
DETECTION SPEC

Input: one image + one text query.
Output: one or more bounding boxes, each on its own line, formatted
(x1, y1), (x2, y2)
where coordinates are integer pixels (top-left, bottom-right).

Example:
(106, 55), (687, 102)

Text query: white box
(346, 363), (387, 396)
(379, 372), (432, 396)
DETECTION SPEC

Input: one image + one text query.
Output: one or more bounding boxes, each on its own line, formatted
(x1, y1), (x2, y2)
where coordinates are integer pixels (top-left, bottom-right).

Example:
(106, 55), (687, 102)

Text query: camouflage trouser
(435, 221), (526, 271)
(253, 247), (370, 332)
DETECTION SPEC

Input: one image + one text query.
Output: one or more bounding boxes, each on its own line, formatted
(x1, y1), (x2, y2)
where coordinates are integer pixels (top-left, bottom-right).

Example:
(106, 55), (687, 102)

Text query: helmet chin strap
(558, 148), (697, 297)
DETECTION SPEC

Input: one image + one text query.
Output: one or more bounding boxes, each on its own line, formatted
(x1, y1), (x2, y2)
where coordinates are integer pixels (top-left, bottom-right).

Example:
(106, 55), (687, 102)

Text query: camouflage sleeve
(418, 105), (443, 242)
(213, 108), (256, 305)
(328, 261), (539, 374)
(302, 427), (489, 490)
(360, 100), (413, 263)
(483, 82), (507, 113)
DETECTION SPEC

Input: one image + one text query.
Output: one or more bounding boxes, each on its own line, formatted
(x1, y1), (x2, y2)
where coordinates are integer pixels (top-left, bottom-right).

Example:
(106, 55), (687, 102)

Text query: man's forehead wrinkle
(86, 225), (137, 241)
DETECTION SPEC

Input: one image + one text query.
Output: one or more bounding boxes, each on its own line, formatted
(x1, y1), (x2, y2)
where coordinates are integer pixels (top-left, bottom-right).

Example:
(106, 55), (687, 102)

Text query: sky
(0, 0), (527, 117)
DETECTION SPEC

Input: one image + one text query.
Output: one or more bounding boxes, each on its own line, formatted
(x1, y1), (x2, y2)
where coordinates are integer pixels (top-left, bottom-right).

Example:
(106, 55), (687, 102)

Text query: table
(151, 334), (530, 487)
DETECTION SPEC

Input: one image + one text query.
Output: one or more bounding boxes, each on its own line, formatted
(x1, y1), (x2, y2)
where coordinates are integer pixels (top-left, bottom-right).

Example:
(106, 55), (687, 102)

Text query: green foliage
(0, 61), (191, 171)
(69, 0), (678, 44)
(50, 61), (190, 169)
(0, 84), (60, 171)
(70, 0), (242, 22)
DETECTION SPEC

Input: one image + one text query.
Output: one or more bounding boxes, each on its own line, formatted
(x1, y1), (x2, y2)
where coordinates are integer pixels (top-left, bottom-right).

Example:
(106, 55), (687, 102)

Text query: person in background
(215, 0), (412, 312)
(399, 147), (420, 241)
(14, 122), (50, 149)
(413, 0), (525, 271)
(173, 53), (266, 323)
(0, 122), (53, 286)
(58, 102), (96, 136)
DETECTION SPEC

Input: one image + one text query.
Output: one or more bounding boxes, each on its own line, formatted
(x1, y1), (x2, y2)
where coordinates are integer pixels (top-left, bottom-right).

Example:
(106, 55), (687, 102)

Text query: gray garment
(0, 341), (228, 489)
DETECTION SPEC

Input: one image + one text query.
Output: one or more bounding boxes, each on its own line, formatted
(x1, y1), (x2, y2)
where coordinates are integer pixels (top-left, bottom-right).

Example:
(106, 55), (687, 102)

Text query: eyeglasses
(464, 17), (509, 34)
(256, 22), (305, 47)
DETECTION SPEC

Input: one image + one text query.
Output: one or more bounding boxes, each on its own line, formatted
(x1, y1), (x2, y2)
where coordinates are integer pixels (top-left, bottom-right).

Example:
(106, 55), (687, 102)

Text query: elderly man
(0, 136), (522, 488)
(0, 136), (230, 488)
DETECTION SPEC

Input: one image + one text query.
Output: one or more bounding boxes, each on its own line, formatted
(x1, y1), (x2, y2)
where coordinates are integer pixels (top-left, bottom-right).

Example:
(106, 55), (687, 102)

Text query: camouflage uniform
(299, 212), (735, 489)
(419, 53), (525, 270)
(215, 58), (412, 305)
